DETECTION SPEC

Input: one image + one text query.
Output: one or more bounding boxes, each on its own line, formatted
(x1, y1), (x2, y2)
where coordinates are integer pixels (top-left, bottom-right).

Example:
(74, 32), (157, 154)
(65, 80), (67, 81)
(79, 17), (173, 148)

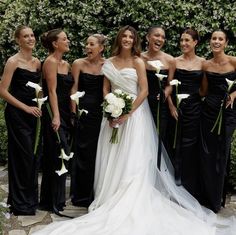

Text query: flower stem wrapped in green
(102, 89), (134, 144)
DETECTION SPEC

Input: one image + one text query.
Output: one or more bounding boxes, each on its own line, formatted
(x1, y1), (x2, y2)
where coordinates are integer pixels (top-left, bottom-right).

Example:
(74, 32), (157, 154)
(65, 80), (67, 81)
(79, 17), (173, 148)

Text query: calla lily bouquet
(102, 89), (134, 143)
(211, 78), (236, 135)
(147, 60), (168, 133)
(70, 91), (88, 117)
(26, 81), (47, 155)
(46, 103), (74, 176)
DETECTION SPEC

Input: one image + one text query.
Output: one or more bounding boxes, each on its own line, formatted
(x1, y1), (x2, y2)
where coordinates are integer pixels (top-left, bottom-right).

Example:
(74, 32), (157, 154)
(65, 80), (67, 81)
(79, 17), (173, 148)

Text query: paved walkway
(0, 164), (236, 235)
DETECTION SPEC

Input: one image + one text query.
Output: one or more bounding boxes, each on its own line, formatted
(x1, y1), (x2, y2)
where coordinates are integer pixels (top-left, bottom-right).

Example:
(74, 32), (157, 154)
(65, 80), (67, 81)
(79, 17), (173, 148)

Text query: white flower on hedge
(58, 149), (74, 161)
(55, 161), (68, 176)
(111, 107), (122, 118)
(226, 78), (236, 92)
(177, 94), (190, 103)
(155, 73), (168, 81)
(26, 81), (42, 96)
(170, 79), (181, 86)
(105, 93), (117, 104)
(114, 89), (123, 95)
(116, 98), (125, 109)
(70, 91), (85, 105)
(79, 109), (88, 116)
(32, 96), (48, 109)
(147, 60), (163, 74)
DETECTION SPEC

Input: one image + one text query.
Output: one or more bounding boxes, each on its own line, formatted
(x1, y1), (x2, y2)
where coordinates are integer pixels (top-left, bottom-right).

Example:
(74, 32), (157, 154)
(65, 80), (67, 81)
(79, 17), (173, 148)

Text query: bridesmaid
(200, 29), (236, 212)
(39, 29), (74, 214)
(172, 28), (205, 197)
(70, 34), (105, 207)
(141, 25), (175, 161)
(0, 25), (41, 215)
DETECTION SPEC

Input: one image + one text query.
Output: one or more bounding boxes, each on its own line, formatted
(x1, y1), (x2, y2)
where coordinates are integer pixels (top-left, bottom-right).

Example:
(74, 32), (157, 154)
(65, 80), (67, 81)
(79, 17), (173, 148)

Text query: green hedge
(0, 99), (7, 165)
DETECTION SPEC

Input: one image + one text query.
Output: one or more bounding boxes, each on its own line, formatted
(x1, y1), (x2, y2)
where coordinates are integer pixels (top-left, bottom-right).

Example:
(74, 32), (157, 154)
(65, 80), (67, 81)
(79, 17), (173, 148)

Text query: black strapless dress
(39, 73), (74, 211)
(146, 69), (172, 157)
(5, 67), (41, 215)
(70, 72), (103, 207)
(200, 71), (236, 212)
(172, 69), (203, 198)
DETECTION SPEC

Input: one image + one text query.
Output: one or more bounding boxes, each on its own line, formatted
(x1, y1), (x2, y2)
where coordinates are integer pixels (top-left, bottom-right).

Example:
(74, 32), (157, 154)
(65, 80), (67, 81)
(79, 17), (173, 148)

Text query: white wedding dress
(33, 60), (235, 235)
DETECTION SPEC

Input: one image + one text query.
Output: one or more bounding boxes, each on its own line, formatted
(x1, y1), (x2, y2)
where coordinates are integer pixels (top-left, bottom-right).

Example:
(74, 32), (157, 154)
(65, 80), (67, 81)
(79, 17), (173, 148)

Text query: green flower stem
(211, 102), (223, 135)
(110, 127), (119, 144)
(173, 85), (179, 149)
(33, 95), (40, 155)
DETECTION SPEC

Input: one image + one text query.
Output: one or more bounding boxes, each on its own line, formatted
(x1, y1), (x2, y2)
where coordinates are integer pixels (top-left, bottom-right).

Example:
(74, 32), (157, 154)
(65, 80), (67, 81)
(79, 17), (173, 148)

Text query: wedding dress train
(33, 60), (235, 235)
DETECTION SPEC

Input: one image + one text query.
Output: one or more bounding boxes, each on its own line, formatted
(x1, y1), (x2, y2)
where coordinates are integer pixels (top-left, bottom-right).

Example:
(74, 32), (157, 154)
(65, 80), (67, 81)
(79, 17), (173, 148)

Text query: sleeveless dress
(146, 69), (172, 156)
(33, 60), (235, 235)
(39, 73), (74, 211)
(5, 67), (41, 215)
(200, 71), (236, 212)
(173, 69), (203, 198)
(71, 72), (103, 207)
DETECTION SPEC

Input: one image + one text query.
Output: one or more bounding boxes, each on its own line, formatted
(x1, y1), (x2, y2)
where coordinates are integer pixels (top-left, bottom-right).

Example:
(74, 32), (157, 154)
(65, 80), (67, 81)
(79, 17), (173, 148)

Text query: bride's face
(121, 30), (134, 51)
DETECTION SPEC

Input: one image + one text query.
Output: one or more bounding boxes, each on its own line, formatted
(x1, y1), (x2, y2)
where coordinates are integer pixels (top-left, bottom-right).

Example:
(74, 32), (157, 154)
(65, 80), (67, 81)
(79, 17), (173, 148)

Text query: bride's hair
(112, 25), (141, 57)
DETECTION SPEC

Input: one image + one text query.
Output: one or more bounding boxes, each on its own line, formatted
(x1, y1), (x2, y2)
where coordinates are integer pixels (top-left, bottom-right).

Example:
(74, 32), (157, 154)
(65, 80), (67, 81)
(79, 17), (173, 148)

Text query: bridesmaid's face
(210, 31), (227, 53)
(121, 30), (134, 50)
(85, 36), (103, 59)
(17, 28), (35, 50)
(147, 28), (165, 52)
(54, 31), (70, 53)
(180, 33), (197, 54)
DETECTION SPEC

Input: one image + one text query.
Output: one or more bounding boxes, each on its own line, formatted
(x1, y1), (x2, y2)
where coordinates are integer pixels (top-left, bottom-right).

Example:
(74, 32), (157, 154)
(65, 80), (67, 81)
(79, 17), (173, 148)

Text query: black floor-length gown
(5, 67), (41, 215)
(146, 69), (172, 157)
(200, 71), (236, 212)
(71, 72), (103, 207)
(173, 69), (203, 198)
(39, 73), (74, 211)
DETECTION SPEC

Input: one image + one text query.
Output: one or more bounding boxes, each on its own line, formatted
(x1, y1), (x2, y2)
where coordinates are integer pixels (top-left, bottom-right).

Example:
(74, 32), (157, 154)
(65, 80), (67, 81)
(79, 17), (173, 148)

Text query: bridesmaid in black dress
(200, 30), (236, 212)
(0, 26), (41, 215)
(39, 29), (74, 214)
(173, 28), (205, 197)
(141, 26), (175, 162)
(70, 34), (105, 207)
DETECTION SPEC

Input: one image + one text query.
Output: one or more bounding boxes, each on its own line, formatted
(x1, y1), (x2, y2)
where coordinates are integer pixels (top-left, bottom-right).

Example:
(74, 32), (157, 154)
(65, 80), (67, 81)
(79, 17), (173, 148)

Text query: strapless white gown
(33, 60), (235, 235)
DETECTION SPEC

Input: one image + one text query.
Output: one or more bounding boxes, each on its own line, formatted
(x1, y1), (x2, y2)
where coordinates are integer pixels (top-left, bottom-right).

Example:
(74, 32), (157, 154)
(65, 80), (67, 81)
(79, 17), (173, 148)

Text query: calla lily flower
(170, 79), (181, 86)
(58, 148), (74, 161)
(147, 60), (163, 74)
(79, 109), (88, 116)
(155, 73), (168, 81)
(32, 96), (48, 109)
(26, 81), (42, 96)
(70, 91), (85, 105)
(226, 78), (236, 92)
(177, 94), (190, 103)
(55, 161), (68, 176)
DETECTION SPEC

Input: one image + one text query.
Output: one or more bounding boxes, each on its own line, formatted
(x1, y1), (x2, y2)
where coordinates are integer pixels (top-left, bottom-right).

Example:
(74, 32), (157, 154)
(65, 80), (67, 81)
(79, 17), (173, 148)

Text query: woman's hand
(52, 116), (60, 131)
(169, 104), (178, 120)
(109, 114), (130, 127)
(226, 92), (236, 109)
(25, 106), (42, 117)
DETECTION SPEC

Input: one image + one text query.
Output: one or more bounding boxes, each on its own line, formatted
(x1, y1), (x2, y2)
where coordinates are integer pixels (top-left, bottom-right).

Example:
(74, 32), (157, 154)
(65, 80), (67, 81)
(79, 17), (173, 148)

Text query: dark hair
(112, 25), (141, 56)
(41, 28), (63, 53)
(14, 25), (31, 40)
(181, 28), (199, 41)
(211, 29), (228, 41)
(147, 25), (165, 36)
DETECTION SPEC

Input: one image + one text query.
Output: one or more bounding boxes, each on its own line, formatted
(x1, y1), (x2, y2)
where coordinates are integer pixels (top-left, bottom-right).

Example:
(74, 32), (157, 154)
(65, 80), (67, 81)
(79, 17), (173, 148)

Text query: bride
(34, 26), (235, 235)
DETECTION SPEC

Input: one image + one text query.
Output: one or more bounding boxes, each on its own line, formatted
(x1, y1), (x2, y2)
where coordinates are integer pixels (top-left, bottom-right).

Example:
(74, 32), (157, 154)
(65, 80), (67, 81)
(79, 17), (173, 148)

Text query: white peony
(105, 104), (116, 113)
(114, 89), (123, 95)
(105, 93), (117, 104)
(116, 98), (125, 109)
(111, 107), (122, 118)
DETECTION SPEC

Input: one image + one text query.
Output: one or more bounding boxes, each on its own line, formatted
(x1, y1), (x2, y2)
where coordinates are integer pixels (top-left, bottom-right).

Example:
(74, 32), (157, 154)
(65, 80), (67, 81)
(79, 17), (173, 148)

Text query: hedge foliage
(0, 0), (236, 72)
(0, 0), (236, 184)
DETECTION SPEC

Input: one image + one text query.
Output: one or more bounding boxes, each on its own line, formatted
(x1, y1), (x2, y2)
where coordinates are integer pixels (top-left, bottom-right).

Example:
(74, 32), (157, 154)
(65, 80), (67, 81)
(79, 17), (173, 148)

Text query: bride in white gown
(34, 26), (235, 235)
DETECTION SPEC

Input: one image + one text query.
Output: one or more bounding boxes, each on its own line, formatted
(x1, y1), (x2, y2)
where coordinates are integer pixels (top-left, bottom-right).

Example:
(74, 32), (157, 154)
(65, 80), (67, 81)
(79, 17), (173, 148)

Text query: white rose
(105, 104), (116, 113)
(116, 98), (125, 109)
(105, 93), (117, 104)
(114, 89), (123, 95)
(111, 107), (122, 118)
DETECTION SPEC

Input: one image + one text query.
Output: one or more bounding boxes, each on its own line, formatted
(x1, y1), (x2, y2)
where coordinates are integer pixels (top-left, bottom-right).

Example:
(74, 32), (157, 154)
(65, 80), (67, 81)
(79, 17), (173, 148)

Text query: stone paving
(0, 164), (236, 235)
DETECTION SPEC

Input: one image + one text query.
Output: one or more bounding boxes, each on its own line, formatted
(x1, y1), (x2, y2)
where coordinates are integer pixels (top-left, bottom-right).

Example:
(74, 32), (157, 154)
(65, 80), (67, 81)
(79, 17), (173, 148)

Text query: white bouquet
(102, 89), (134, 143)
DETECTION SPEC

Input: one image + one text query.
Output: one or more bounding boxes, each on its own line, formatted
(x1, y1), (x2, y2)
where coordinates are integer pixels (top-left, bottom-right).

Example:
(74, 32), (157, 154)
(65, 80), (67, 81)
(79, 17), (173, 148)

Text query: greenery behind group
(0, 0), (236, 188)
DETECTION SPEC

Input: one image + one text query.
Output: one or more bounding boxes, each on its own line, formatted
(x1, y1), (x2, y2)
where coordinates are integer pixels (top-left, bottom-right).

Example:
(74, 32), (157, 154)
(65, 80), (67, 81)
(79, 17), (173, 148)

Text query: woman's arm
(0, 58), (41, 117)
(43, 58), (60, 131)
(164, 57), (175, 98)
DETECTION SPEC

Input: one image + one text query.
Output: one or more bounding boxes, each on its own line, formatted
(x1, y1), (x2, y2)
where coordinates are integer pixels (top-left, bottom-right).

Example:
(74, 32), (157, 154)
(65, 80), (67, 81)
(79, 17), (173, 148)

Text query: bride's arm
(103, 76), (111, 97)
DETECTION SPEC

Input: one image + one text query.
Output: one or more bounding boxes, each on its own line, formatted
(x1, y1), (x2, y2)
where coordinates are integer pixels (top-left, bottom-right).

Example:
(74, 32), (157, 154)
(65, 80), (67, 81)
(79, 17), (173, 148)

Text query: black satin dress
(146, 69), (172, 157)
(200, 71), (236, 212)
(71, 72), (103, 207)
(173, 69), (203, 198)
(39, 73), (74, 211)
(5, 67), (41, 215)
